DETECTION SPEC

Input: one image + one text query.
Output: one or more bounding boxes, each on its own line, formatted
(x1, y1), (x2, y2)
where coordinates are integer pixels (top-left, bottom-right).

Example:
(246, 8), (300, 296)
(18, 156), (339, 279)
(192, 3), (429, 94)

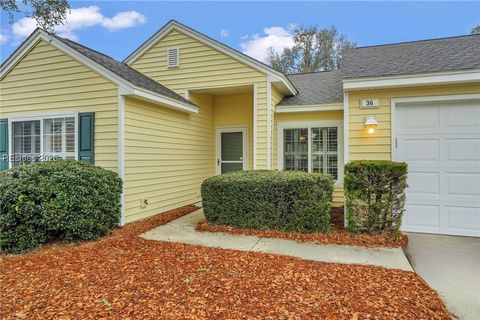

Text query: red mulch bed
(197, 207), (408, 248)
(0, 205), (450, 319)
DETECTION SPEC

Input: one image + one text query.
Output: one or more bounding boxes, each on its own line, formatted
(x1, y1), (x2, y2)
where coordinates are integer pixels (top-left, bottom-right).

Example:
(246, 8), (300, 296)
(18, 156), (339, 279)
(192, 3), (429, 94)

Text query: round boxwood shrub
(0, 159), (123, 253)
(344, 160), (408, 235)
(201, 170), (334, 233)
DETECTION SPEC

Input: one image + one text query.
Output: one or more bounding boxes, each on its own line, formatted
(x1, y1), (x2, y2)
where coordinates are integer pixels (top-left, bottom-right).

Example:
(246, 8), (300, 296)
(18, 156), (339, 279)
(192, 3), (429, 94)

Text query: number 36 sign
(361, 99), (379, 108)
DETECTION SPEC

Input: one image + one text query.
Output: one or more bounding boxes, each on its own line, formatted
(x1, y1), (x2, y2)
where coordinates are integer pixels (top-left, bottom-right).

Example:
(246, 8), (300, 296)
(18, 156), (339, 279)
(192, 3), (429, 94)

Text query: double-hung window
(280, 121), (342, 181)
(10, 115), (77, 167)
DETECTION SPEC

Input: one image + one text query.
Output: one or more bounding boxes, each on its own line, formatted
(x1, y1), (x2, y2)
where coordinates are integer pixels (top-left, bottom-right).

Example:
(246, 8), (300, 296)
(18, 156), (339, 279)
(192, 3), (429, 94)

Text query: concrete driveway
(405, 233), (480, 320)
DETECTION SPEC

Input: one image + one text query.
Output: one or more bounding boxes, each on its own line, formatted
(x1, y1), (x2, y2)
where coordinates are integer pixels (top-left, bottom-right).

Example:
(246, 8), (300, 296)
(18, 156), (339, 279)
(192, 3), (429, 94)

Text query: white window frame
(216, 126), (248, 175)
(277, 120), (344, 185)
(8, 112), (79, 168)
(166, 47), (180, 68)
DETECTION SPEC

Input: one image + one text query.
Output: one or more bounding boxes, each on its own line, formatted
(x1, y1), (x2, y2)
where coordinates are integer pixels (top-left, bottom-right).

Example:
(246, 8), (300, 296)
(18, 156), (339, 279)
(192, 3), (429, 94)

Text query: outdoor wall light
(364, 116), (378, 134)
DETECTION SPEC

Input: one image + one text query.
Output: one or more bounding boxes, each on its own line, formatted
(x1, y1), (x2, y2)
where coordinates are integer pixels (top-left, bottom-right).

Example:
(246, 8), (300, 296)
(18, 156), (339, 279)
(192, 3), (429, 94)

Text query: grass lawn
(0, 205), (450, 319)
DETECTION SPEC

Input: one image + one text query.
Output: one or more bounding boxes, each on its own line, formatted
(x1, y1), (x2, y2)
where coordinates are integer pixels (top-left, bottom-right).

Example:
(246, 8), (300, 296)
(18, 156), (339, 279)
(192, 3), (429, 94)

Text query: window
(167, 48), (179, 68)
(284, 128), (308, 171)
(279, 122), (342, 180)
(11, 115), (77, 167)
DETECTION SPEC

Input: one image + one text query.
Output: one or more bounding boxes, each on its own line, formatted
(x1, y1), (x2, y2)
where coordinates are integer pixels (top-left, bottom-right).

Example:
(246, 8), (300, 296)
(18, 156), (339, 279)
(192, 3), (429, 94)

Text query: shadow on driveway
(405, 233), (480, 320)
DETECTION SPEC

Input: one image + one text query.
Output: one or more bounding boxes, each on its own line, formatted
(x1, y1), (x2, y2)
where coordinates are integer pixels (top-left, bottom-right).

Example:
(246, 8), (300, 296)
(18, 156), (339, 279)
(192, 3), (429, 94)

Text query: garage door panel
(405, 139), (440, 161)
(397, 105), (439, 133)
(446, 173), (480, 196)
(408, 172), (440, 195)
(446, 103), (480, 128)
(446, 138), (480, 161)
(404, 204), (440, 228)
(445, 206), (480, 235)
(395, 100), (480, 237)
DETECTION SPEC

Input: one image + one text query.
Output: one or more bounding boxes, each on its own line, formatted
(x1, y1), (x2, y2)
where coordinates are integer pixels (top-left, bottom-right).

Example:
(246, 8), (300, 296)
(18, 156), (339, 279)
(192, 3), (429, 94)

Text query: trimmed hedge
(0, 160), (123, 253)
(344, 160), (408, 234)
(201, 170), (334, 233)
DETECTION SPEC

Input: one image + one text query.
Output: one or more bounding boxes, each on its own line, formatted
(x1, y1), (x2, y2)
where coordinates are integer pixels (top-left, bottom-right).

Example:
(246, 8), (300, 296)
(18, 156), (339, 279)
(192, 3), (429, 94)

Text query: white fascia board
(275, 103), (344, 113)
(123, 20), (297, 95)
(343, 69), (480, 90)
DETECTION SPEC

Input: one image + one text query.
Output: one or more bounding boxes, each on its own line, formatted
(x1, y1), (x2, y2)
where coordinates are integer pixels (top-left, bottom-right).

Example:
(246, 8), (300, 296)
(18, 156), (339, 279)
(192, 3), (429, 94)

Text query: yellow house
(1, 20), (479, 236)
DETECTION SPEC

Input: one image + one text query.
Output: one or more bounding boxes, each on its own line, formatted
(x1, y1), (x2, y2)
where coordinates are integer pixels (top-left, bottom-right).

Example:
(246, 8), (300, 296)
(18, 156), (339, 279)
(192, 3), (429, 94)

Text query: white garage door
(394, 100), (480, 237)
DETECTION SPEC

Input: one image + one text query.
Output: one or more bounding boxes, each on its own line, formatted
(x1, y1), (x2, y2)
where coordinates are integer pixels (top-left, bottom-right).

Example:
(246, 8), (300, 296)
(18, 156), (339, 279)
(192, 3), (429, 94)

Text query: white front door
(216, 127), (248, 174)
(394, 100), (480, 237)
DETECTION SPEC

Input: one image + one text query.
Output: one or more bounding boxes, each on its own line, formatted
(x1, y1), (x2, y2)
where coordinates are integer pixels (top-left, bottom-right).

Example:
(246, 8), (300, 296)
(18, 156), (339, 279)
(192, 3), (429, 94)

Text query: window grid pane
(310, 127), (338, 179)
(284, 128), (308, 171)
(12, 121), (41, 166)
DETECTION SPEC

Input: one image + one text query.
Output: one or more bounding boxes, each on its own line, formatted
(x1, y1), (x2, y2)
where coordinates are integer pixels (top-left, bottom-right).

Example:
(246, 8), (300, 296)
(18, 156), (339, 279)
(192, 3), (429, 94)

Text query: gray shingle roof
(54, 35), (196, 107)
(278, 70), (343, 106)
(342, 34), (480, 78)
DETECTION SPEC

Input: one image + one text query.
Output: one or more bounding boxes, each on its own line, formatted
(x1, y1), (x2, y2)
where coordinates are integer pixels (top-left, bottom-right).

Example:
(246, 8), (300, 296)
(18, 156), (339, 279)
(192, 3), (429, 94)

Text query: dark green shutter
(78, 113), (95, 164)
(0, 119), (8, 171)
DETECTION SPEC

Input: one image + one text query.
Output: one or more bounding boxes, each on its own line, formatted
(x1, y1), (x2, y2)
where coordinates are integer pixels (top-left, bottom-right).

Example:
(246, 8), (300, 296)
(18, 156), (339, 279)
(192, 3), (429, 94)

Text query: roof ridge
(353, 33), (479, 50)
(287, 70), (342, 76)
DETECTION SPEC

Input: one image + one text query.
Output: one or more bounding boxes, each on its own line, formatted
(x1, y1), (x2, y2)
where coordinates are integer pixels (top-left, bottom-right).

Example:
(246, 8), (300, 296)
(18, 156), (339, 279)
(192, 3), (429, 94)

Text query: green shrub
(0, 160), (123, 253)
(344, 160), (408, 234)
(201, 170), (334, 233)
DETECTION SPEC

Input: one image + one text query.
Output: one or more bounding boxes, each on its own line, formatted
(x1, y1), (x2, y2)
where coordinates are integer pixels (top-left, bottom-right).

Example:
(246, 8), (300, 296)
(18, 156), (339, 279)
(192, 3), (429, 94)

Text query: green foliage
(1, 0), (70, 32)
(201, 170), (334, 233)
(266, 25), (356, 74)
(344, 161), (408, 234)
(0, 160), (122, 253)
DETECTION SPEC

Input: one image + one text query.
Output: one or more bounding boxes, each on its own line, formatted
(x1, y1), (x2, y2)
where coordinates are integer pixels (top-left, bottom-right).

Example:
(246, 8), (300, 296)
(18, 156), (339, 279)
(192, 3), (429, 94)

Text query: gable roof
(342, 34), (480, 79)
(278, 71), (343, 106)
(1, 28), (198, 113)
(53, 35), (195, 107)
(123, 20), (297, 95)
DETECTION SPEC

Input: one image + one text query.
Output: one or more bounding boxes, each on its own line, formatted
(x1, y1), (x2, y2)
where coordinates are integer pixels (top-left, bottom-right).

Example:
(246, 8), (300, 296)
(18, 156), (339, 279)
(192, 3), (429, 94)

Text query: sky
(1, 1), (479, 63)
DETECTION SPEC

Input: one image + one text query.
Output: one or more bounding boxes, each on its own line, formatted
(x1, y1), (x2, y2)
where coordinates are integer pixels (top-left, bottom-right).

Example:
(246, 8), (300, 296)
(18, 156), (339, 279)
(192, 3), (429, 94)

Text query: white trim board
(117, 94), (126, 226)
(253, 83), (258, 169)
(0, 28), (198, 114)
(276, 120), (344, 186)
(275, 103), (344, 113)
(123, 20), (297, 96)
(266, 75), (272, 170)
(343, 69), (480, 90)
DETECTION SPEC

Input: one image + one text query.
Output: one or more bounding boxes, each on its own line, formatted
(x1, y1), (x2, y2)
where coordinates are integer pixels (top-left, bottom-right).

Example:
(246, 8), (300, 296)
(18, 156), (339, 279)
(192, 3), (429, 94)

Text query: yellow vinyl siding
(348, 83), (480, 161)
(213, 92), (254, 169)
(130, 29), (269, 169)
(123, 93), (214, 223)
(0, 39), (119, 171)
(273, 110), (345, 207)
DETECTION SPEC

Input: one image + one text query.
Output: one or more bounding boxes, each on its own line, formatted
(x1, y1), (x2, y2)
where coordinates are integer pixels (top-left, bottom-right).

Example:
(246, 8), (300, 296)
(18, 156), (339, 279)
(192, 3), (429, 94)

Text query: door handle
(217, 159), (220, 166)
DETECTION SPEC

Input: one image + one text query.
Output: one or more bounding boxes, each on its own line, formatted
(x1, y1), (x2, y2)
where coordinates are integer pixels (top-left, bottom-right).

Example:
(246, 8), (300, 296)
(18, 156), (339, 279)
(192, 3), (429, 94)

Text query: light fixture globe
(364, 116), (378, 134)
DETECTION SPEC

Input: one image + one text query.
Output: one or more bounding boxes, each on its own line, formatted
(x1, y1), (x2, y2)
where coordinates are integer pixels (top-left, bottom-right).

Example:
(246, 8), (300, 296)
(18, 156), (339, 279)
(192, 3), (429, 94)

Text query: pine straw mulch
(196, 207), (409, 248)
(0, 205), (450, 320)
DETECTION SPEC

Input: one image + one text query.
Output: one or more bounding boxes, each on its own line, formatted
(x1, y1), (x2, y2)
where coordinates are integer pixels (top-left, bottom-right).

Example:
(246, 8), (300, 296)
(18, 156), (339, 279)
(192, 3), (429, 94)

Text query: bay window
(279, 121), (343, 182)
(10, 115), (77, 167)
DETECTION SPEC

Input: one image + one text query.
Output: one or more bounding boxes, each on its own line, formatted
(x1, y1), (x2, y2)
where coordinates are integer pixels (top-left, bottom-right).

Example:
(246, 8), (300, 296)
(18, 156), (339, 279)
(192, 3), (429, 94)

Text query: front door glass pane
(221, 163), (243, 173)
(220, 131), (244, 174)
(221, 132), (243, 161)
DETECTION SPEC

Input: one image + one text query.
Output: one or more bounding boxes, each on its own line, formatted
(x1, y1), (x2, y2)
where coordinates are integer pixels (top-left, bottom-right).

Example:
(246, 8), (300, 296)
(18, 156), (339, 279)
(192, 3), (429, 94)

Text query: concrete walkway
(406, 233), (480, 320)
(141, 209), (413, 271)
